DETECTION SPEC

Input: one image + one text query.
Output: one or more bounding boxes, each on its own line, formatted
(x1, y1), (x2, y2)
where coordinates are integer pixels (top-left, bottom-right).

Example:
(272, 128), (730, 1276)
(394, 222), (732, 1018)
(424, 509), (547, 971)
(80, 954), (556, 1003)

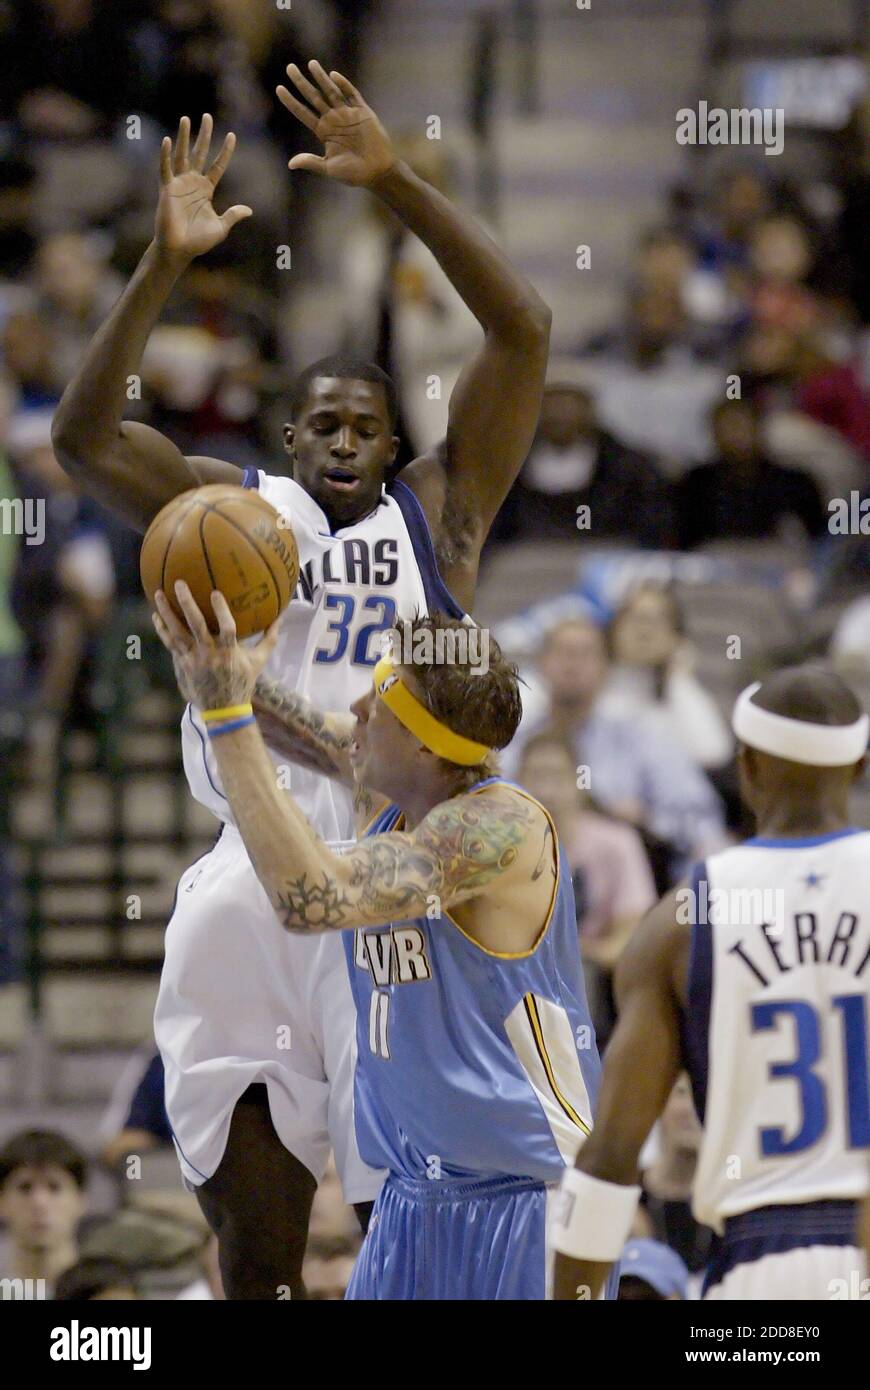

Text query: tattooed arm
(151, 583), (540, 935)
(276, 786), (541, 933)
(252, 675), (356, 783)
(204, 716), (540, 934)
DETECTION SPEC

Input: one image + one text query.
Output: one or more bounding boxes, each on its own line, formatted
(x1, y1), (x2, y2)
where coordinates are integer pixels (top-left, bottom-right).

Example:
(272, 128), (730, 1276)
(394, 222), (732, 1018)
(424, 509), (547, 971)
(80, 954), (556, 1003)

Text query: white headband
(733, 682), (870, 767)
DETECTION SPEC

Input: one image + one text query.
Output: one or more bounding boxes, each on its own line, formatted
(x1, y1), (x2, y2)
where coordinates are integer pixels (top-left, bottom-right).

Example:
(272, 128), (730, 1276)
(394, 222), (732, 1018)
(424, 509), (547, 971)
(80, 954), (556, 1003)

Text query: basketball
(140, 483), (299, 638)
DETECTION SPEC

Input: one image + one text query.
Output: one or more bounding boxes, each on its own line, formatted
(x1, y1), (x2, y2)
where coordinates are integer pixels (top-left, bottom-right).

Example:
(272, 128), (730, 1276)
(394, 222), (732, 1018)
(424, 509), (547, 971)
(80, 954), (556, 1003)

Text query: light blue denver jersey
(343, 777), (601, 1185)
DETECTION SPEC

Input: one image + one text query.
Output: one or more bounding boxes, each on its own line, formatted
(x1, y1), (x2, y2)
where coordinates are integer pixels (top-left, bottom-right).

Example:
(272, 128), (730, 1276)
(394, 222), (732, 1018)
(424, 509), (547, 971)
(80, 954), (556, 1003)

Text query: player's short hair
(752, 664), (863, 727)
(290, 355), (398, 429)
(0, 1129), (88, 1190)
(400, 614), (522, 763)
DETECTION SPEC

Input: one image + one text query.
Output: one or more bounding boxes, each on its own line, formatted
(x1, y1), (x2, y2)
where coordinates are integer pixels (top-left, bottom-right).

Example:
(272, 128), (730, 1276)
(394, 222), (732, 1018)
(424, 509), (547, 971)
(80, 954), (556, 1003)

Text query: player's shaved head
(750, 664), (863, 727)
(737, 665), (867, 835)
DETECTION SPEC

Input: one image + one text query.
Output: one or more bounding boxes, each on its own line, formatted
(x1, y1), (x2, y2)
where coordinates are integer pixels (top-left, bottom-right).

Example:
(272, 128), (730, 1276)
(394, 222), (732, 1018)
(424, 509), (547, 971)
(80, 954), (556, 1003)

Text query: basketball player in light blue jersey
(551, 665), (870, 1301)
(152, 591), (602, 1300)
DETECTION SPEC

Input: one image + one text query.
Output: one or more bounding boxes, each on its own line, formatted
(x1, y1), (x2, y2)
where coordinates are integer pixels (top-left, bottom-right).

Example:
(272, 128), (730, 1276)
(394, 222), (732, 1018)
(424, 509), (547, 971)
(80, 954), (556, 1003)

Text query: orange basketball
(140, 484), (299, 639)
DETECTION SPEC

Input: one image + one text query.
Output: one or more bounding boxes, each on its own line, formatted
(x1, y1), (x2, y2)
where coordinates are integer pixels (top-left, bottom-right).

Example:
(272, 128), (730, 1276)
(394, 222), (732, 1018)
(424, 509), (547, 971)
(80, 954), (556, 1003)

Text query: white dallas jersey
(683, 828), (870, 1233)
(181, 467), (464, 840)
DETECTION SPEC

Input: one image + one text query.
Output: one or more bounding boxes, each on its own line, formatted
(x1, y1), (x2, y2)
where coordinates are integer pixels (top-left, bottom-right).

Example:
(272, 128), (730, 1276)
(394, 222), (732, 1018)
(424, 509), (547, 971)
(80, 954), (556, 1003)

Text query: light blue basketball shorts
(346, 1171), (549, 1301)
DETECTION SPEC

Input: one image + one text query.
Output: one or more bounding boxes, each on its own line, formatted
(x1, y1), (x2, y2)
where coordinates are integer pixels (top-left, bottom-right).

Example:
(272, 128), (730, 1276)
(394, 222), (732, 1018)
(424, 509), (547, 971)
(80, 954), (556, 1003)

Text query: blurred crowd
(0, 1), (868, 1301)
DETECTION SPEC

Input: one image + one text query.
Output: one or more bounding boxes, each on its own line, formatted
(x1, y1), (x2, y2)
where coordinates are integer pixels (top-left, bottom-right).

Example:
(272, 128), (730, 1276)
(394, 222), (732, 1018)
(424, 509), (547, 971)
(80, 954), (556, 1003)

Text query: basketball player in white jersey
(52, 61), (551, 1297)
(550, 665), (870, 1300)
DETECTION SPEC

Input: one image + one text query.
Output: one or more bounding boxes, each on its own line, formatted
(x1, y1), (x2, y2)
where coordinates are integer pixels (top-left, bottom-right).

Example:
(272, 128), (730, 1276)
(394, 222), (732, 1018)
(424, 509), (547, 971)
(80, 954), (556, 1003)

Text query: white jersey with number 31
(684, 829), (870, 1234)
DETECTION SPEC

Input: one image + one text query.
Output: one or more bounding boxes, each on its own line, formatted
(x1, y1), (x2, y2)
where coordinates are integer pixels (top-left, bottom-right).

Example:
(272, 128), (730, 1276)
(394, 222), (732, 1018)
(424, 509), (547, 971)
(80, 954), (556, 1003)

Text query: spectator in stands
(305, 1237), (361, 1300)
(517, 729), (656, 1047)
(490, 383), (674, 548)
(2, 311), (64, 406)
(677, 397), (827, 549)
(747, 213), (820, 335)
(4, 0), (140, 141)
(508, 616), (727, 876)
(0, 1130), (88, 1298)
(8, 415), (116, 785)
(740, 321), (870, 461)
(604, 582), (733, 771)
(692, 168), (772, 275)
(578, 284), (724, 466)
(789, 334), (870, 461)
(617, 1238), (689, 1301)
(641, 1073), (713, 1277)
(585, 285), (696, 370)
(34, 233), (124, 388)
(631, 228), (744, 360)
(141, 236), (279, 467)
(54, 1257), (138, 1300)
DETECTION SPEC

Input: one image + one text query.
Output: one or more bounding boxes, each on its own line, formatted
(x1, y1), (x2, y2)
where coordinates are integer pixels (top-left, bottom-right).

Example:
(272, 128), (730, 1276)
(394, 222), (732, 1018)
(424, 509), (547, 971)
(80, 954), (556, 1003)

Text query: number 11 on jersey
(370, 991), (391, 1059)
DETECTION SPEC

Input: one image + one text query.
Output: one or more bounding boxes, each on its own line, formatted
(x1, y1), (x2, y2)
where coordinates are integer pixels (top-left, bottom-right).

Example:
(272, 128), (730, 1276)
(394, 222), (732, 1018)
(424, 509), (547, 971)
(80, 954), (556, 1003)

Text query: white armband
(549, 1168), (641, 1262)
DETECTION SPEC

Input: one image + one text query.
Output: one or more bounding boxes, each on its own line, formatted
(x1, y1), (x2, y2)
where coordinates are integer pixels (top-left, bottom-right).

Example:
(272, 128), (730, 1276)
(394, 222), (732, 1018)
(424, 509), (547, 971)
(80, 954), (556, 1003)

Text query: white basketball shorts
(703, 1201), (867, 1300)
(153, 824), (385, 1204)
(704, 1243), (867, 1300)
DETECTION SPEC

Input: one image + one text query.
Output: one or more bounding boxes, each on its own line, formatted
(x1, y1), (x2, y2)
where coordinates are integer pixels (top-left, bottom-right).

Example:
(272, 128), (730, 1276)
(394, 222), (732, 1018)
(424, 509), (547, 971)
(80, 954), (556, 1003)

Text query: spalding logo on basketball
(140, 484), (299, 638)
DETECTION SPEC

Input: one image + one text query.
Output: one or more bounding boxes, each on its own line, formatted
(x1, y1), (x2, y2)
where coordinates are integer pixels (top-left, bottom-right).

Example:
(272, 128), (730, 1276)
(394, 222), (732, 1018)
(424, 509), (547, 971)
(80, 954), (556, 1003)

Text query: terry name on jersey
(728, 910), (870, 989)
(354, 926), (433, 985)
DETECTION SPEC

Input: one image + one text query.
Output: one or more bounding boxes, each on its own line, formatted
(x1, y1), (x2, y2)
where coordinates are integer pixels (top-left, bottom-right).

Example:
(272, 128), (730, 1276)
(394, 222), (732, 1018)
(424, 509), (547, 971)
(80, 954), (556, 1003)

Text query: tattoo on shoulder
(275, 789), (540, 934)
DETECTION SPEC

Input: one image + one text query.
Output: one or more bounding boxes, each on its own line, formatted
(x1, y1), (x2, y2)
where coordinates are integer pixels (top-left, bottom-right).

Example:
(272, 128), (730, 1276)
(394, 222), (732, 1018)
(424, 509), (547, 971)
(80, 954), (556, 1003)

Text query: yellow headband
(372, 657), (491, 767)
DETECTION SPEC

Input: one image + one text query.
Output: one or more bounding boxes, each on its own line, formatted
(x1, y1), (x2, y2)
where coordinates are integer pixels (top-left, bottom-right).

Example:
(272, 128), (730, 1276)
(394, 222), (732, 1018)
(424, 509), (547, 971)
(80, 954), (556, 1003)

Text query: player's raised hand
(152, 583), (279, 710)
(155, 114), (252, 263)
(277, 61), (396, 187)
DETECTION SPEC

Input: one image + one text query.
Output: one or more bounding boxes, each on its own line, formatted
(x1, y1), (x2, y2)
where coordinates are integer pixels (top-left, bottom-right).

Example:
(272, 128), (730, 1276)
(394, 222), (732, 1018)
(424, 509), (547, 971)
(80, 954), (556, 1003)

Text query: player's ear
(283, 423), (295, 457)
(388, 435), (400, 466)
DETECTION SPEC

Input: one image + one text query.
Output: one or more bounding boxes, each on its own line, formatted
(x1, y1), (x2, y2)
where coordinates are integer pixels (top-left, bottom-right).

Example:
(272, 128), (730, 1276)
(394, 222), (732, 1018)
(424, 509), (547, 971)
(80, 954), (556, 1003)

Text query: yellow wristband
(201, 703), (254, 723)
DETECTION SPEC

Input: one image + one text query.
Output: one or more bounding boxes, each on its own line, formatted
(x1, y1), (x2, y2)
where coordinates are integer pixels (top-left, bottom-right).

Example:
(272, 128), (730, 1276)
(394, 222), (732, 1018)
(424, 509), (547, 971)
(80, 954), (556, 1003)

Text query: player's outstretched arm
(551, 891), (689, 1301)
(277, 61), (551, 606)
(52, 115), (252, 533)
